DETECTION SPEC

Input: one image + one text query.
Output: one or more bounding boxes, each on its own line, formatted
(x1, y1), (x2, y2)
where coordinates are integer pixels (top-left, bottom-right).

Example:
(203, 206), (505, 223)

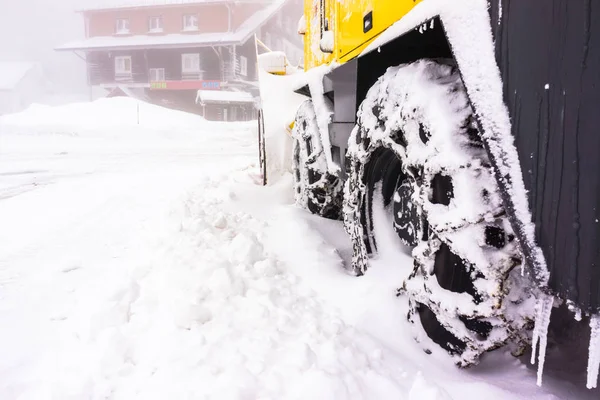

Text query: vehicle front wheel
(343, 60), (534, 366)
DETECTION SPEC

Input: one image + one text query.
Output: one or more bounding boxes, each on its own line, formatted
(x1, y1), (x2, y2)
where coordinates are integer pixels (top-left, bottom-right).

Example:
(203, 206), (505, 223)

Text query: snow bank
(0, 97), (207, 133)
(0, 97), (256, 149)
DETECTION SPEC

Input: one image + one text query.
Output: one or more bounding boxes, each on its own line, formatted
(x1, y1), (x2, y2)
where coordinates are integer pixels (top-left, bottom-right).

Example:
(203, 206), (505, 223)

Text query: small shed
(196, 90), (256, 122)
(0, 62), (44, 116)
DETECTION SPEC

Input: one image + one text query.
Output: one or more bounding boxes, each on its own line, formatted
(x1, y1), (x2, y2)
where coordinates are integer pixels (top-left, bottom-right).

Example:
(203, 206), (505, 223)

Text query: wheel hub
(393, 179), (421, 247)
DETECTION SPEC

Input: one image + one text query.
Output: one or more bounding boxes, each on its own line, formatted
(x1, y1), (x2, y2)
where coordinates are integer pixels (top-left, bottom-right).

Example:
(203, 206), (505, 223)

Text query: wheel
(343, 60), (534, 366)
(292, 100), (343, 219)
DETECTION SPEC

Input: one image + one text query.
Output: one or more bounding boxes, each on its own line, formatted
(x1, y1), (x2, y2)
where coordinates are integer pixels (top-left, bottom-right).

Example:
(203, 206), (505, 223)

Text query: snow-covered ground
(0, 98), (596, 399)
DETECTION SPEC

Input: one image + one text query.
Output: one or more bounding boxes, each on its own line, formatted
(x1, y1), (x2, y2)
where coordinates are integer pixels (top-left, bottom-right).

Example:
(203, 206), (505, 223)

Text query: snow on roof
(0, 62), (36, 91)
(57, 32), (238, 51)
(58, 0), (285, 51)
(196, 90), (254, 103)
(80, 0), (227, 12)
(108, 85), (150, 101)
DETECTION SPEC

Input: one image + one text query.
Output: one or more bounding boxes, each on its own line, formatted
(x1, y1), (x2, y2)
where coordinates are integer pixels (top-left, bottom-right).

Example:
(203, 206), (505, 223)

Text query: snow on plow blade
(255, 49), (307, 185)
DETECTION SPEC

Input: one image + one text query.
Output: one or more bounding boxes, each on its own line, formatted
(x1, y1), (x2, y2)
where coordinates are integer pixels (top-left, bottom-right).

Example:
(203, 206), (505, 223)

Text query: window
(115, 18), (130, 34)
(115, 56), (132, 76)
(149, 68), (165, 81)
(183, 14), (198, 31)
(182, 53), (200, 74)
(148, 16), (163, 32)
(239, 56), (248, 77)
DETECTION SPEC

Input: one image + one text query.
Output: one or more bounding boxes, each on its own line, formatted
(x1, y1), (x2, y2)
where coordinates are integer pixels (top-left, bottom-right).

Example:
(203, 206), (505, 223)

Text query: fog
(0, 0), (303, 109)
(0, 0), (89, 98)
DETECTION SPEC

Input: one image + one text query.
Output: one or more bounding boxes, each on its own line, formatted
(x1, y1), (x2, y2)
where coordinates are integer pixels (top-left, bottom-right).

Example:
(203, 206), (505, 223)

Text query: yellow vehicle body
(303, 0), (422, 69)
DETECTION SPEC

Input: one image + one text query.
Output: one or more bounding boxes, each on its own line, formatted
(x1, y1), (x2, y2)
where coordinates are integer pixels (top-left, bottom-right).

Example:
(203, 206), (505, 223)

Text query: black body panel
(488, 0), (600, 311)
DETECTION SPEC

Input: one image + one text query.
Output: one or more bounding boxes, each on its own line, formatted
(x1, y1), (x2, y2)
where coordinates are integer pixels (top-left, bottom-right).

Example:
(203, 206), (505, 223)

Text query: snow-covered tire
(292, 100), (343, 220)
(343, 60), (534, 366)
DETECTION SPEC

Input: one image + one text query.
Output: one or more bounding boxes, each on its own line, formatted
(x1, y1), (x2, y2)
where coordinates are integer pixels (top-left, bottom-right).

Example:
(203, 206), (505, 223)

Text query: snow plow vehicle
(256, 0), (600, 388)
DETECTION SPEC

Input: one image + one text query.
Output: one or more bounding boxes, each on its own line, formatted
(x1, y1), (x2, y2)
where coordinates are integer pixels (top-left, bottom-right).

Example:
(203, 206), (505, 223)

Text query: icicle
(530, 294), (554, 386)
(498, 0), (503, 26)
(586, 314), (600, 389)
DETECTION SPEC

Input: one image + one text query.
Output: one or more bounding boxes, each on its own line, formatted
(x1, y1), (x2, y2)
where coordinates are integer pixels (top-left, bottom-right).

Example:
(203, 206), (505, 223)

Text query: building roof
(0, 62), (37, 91)
(57, 0), (285, 51)
(196, 90), (254, 103)
(80, 0), (221, 12)
(79, 0), (270, 12)
(107, 85), (150, 101)
(57, 32), (240, 51)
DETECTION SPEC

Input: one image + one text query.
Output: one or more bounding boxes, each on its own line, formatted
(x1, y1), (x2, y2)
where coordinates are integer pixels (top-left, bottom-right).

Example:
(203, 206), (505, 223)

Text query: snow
(497, 0), (503, 26)
(320, 31), (335, 53)
(362, 0), (443, 55)
(0, 62), (37, 91)
(0, 98), (598, 398)
(81, 0), (238, 11)
(0, 97), (209, 133)
(58, 32), (244, 51)
(588, 315), (600, 389)
(197, 90), (254, 104)
(304, 63), (339, 174)
(235, 0), (286, 39)
(567, 300), (583, 322)
(297, 14), (306, 35)
(530, 294), (554, 386)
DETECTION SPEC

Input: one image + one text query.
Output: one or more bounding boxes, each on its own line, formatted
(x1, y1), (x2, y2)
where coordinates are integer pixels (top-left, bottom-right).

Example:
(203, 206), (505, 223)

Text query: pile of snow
(0, 97), (256, 150)
(0, 97), (207, 134)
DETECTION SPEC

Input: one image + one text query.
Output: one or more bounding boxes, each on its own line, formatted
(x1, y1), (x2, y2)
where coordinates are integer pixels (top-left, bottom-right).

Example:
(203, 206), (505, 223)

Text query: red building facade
(57, 0), (302, 120)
